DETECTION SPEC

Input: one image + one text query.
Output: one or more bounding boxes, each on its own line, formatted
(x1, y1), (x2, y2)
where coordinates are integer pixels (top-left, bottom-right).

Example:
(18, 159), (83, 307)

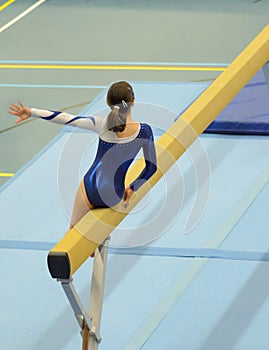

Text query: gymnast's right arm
(8, 102), (101, 132)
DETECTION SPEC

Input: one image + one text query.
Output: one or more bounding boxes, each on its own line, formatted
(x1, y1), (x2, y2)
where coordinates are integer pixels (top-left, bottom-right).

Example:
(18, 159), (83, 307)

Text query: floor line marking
(0, 84), (106, 89)
(0, 0), (47, 34)
(0, 63), (226, 72)
(0, 0), (16, 11)
(0, 60), (229, 67)
(0, 173), (15, 177)
(1, 240), (268, 262)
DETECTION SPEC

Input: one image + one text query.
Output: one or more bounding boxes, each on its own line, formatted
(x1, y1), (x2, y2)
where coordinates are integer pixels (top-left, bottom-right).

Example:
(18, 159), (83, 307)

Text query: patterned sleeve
(31, 108), (105, 133)
(129, 124), (157, 192)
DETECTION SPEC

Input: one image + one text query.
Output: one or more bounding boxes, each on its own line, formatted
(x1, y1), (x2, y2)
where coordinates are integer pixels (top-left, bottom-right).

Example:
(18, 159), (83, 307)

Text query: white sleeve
(31, 108), (106, 134)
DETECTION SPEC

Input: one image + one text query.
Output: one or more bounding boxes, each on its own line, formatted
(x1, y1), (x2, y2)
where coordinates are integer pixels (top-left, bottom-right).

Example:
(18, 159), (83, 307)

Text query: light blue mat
(141, 258), (269, 350)
(1, 81), (269, 350)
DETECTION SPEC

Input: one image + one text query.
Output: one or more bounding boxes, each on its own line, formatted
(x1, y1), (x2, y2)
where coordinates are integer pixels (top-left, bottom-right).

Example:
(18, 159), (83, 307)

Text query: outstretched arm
(8, 103), (103, 132)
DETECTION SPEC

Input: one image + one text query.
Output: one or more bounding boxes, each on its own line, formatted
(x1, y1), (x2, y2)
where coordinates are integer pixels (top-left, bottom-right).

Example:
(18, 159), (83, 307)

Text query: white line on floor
(0, 0), (47, 34)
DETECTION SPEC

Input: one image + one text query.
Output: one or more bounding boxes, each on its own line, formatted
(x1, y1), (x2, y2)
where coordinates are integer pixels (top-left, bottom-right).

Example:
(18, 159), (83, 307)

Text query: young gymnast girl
(9, 81), (157, 229)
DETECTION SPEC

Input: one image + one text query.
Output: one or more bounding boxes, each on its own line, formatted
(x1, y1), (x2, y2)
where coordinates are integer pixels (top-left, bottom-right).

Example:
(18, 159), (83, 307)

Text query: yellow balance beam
(48, 25), (269, 280)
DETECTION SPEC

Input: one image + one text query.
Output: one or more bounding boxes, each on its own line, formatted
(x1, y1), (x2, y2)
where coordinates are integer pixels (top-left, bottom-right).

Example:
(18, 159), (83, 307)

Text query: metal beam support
(58, 238), (110, 349)
(87, 238), (110, 350)
(58, 277), (102, 345)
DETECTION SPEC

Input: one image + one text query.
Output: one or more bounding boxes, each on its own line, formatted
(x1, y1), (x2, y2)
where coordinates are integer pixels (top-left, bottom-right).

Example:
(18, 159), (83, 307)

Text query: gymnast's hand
(123, 187), (134, 208)
(8, 102), (31, 123)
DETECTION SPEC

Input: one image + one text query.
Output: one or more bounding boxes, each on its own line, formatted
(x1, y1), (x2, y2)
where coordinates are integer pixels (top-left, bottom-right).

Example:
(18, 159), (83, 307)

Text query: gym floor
(1, 0), (269, 187)
(1, 1), (269, 349)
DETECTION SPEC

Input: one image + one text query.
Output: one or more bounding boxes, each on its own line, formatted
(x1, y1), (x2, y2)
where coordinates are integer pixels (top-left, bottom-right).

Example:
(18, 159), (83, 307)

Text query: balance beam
(48, 24), (269, 280)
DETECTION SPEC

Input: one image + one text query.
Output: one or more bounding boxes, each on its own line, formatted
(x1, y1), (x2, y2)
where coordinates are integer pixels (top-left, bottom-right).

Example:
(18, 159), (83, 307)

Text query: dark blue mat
(205, 69), (269, 135)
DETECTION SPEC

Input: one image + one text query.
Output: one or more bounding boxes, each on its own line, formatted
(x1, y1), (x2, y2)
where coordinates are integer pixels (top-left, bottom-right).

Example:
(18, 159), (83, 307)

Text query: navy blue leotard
(31, 108), (157, 208)
(83, 123), (156, 207)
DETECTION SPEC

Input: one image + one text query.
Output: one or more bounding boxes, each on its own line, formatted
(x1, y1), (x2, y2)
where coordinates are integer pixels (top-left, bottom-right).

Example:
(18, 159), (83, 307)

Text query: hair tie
(113, 105), (120, 110)
(122, 100), (128, 108)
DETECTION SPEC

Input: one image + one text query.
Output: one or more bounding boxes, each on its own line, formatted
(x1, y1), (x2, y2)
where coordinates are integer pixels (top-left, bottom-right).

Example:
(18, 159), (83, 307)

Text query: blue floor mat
(205, 69), (269, 135)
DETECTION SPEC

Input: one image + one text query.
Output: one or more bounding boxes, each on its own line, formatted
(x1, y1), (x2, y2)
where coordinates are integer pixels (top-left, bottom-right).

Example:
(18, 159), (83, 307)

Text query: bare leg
(70, 181), (94, 229)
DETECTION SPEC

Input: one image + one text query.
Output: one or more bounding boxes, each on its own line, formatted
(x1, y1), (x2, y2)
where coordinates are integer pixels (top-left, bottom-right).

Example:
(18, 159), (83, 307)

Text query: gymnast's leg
(70, 181), (94, 229)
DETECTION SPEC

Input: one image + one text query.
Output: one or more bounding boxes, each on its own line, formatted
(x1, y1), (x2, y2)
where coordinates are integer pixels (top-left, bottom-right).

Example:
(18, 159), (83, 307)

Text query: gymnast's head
(106, 81), (135, 132)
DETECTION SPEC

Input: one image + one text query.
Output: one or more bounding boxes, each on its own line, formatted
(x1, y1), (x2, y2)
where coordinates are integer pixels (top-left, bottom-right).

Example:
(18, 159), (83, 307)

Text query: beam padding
(48, 25), (269, 280)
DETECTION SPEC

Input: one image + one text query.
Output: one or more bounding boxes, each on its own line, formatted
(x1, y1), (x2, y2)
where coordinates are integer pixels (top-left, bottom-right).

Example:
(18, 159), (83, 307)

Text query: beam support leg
(87, 238), (110, 350)
(58, 239), (110, 349)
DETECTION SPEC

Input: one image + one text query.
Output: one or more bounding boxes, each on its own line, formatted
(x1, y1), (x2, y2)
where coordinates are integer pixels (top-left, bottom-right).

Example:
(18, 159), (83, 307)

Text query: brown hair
(106, 81), (135, 132)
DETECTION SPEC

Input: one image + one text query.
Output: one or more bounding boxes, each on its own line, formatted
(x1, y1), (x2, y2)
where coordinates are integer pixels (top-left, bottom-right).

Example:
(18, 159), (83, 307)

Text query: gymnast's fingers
(15, 117), (24, 124)
(8, 104), (19, 113)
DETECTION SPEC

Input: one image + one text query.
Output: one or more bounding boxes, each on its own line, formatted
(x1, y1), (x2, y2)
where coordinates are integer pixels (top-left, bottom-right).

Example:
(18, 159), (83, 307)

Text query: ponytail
(106, 81), (135, 133)
(107, 105), (127, 132)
